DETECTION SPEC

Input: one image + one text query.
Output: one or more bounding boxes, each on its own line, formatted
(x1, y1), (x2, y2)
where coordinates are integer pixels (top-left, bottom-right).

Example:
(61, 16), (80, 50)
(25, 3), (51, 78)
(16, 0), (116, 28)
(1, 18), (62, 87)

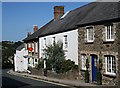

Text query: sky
(2, 2), (90, 42)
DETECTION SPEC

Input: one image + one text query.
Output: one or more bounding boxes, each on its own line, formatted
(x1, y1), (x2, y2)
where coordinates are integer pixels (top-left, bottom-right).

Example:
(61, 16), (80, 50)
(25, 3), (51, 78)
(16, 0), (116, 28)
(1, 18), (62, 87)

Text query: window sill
(103, 73), (116, 78)
(103, 40), (114, 44)
(80, 69), (86, 72)
(85, 41), (93, 44)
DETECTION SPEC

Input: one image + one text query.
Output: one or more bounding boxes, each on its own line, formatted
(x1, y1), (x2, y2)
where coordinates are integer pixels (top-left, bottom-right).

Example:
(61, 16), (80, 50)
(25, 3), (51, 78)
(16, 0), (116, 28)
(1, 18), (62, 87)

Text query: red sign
(28, 47), (33, 51)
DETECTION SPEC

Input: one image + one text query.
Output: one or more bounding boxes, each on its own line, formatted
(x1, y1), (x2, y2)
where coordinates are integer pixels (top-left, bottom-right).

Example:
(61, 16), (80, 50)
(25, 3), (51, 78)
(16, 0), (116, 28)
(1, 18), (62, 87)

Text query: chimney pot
(27, 32), (31, 37)
(54, 6), (64, 19)
(33, 25), (38, 32)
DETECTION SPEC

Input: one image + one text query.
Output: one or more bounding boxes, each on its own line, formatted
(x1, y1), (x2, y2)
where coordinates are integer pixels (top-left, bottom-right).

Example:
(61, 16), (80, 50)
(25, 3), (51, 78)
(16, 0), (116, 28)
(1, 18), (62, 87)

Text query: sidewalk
(7, 70), (96, 87)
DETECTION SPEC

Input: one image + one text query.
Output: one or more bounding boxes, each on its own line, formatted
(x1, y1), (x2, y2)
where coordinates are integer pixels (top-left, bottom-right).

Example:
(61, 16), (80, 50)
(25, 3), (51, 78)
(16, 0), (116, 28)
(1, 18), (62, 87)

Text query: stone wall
(78, 22), (119, 85)
(117, 22), (120, 86)
(30, 68), (81, 80)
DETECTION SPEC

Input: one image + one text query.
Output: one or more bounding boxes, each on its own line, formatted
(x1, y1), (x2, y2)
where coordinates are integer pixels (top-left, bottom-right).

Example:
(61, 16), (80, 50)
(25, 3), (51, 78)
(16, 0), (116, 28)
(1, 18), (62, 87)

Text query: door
(91, 55), (98, 82)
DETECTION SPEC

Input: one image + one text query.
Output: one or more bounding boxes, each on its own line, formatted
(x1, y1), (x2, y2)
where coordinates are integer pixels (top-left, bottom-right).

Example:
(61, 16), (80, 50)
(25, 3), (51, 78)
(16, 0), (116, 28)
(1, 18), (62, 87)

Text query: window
(35, 59), (37, 62)
(63, 35), (68, 49)
(81, 54), (87, 70)
(25, 43), (27, 50)
(105, 55), (116, 75)
(86, 27), (94, 42)
(28, 58), (30, 64)
(105, 25), (114, 41)
(32, 43), (34, 52)
(52, 37), (55, 45)
(43, 38), (46, 49)
(35, 42), (38, 53)
(28, 43), (31, 48)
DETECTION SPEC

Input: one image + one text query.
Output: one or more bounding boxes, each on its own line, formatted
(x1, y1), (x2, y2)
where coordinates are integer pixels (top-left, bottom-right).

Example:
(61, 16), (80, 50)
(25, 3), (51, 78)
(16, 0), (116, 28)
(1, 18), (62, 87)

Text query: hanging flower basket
(28, 47), (33, 51)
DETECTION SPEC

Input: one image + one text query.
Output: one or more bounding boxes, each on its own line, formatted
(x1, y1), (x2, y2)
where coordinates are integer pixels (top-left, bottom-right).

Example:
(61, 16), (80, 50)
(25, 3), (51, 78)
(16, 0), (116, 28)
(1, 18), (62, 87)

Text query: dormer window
(86, 26), (94, 42)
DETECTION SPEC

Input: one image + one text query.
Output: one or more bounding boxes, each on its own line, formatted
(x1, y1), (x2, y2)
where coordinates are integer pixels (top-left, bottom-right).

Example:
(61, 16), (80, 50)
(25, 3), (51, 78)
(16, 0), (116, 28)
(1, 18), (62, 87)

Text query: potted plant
(85, 58), (89, 83)
(97, 59), (102, 85)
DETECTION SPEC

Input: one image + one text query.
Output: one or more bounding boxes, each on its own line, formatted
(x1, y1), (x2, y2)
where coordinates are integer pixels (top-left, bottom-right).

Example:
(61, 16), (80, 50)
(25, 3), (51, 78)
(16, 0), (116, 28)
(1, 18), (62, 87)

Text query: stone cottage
(77, 2), (120, 85)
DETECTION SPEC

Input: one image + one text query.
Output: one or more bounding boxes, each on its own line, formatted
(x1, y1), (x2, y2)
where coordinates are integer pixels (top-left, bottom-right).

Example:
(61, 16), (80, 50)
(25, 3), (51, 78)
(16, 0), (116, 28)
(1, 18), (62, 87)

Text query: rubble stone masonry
(78, 22), (120, 85)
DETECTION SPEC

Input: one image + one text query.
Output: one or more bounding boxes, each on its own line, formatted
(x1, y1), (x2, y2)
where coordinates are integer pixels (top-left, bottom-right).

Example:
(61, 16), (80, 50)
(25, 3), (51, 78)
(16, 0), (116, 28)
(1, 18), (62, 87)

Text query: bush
(42, 41), (78, 74)
(85, 70), (89, 83)
(73, 65), (79, 71)
(35, 59), (44, 70)
(97, 70), (102, 85)
(85, 58), (89, 83)
(46, 59), (52, 70)
(97, 59), (102, 85)
(61, 59), (77, 73)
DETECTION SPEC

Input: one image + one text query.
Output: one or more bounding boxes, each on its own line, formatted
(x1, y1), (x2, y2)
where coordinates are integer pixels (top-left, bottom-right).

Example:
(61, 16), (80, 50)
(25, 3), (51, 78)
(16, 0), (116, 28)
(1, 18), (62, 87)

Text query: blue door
(91, 55), (98, 82)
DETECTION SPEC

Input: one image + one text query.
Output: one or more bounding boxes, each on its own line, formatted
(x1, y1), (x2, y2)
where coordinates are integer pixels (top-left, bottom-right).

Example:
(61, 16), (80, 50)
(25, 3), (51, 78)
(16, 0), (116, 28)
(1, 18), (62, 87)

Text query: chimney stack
(54, 6), (64, 19)
(33, 25), (38, 32)
(27, 32), (31, 37)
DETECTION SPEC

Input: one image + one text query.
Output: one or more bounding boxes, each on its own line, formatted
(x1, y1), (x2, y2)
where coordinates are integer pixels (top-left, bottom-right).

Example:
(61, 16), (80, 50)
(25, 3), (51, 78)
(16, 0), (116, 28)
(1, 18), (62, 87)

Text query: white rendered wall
(14, 48), (28, 72)
(39, 29), (78, 65)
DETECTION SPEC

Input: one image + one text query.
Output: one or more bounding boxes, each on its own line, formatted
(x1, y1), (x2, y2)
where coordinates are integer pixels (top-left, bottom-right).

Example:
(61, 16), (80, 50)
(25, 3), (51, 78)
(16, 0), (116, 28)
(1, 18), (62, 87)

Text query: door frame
(91, 54), (98, 82)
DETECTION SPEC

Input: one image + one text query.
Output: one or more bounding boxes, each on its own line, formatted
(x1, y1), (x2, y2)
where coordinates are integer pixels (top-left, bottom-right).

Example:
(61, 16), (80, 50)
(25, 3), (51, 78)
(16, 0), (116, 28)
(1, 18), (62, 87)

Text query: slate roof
(16, 44), (24, 51)
(77, 2), (120, 26)
(23, 2), (120, 41)
(23, 19), (53, 41)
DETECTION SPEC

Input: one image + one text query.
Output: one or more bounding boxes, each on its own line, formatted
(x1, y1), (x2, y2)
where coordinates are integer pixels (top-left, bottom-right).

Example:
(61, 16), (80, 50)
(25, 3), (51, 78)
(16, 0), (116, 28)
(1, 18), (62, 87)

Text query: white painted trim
(86, 26), (94, 42)
(105, 25), (115, 41)
(81, 54), (87, 70)
(105, 56), (116, 76)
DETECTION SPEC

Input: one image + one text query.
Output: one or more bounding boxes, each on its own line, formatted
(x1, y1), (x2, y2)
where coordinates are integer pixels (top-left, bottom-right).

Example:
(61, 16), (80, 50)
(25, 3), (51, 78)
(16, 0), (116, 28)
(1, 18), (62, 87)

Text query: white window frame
(28, 43), (31, 48)
(81, 54), (87, 70)
(105, 55), (116, 75)
(105, 25), (114, 41)
(32, 43), (34, 52)
(25, 43), (27, 50)
(86, 26), (94, 42)
(35, 42), (38, 53)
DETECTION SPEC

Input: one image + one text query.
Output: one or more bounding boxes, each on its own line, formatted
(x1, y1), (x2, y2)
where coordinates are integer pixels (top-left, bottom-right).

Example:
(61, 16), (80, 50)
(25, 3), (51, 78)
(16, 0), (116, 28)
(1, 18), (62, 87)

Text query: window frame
(105, 25), (114, 41)
(105, 55), (116, 75)
(86, 26), (94, 42)
(52, 37), (56, 45)
(63, 35), (68, 50)
(43, 38), (46, 49)
(35, 42), (38, 53)
(81, 54), (87, 70)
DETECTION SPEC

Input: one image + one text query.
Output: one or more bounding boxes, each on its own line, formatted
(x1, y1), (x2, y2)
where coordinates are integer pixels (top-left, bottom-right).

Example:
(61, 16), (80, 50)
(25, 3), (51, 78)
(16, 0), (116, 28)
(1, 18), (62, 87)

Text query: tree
(44, 41), (65, 73)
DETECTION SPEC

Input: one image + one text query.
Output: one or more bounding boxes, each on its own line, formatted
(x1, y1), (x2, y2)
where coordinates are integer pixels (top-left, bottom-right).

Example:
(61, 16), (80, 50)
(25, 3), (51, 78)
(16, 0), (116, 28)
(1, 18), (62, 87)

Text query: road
(2, 69), (71, 88)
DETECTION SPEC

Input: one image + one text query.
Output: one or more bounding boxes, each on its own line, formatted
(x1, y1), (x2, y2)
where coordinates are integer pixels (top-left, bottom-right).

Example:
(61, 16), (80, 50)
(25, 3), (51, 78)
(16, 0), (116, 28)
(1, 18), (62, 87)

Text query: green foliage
(85, 70), (89, 83)
(43, 41), (65, 73)
(2, 60), (13, 69)
(46, 59), (52, 70)
(2, 41), (22, 69)
(97, 59), (102, 85)
(85, 58), (89, 69)
(85, 58), (89, 83)
(40, 41), (78, 74)
(97, 70), (102, 85)
(61, 59), (76, 73)
(35, 59), (44, 70)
